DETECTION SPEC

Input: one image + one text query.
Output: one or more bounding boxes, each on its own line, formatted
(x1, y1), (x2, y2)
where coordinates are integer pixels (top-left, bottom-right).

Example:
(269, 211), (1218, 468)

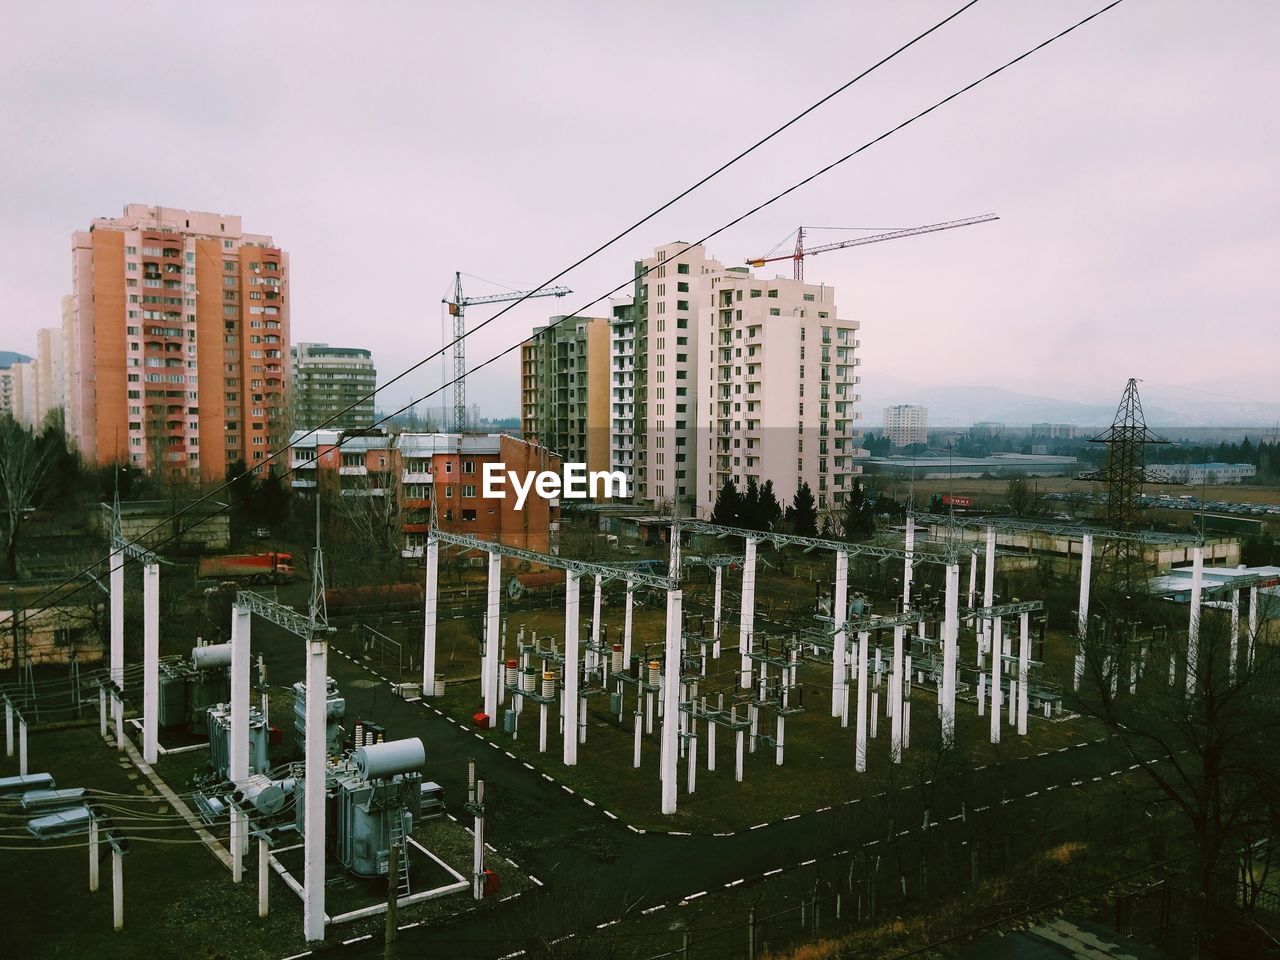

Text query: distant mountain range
(861, 380), (1280, 429)
(0, 351), (31, 369)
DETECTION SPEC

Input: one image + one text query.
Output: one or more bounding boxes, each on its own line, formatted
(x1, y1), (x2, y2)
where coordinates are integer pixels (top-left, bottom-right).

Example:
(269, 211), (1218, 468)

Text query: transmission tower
(1088, 378), (1168, 597)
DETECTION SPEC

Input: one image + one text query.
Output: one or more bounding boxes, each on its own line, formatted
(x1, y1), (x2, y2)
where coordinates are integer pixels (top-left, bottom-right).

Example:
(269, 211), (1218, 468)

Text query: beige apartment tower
(695, 269), (863, 515)
(66, 204), (290, 482)
(520, 316), (611, 479)
(883, 404), (928, 447)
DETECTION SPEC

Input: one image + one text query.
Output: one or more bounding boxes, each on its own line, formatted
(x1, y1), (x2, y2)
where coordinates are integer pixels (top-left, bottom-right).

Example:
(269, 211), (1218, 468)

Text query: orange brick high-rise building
(66, 204), (289, 483)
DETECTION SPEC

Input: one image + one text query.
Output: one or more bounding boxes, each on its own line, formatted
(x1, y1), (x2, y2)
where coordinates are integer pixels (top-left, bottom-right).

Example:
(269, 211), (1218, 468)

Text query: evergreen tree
(741, 477), (762, 530)
(787, 481), (819, 537)
(710, 478), (741, 527)
(841, 480), (876, 541)
(758, 479), (783, 531)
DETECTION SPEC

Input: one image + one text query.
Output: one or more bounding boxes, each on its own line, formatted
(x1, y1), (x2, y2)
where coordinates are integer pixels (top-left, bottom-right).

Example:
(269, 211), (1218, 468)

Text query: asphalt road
(256, 619), (1143, 960)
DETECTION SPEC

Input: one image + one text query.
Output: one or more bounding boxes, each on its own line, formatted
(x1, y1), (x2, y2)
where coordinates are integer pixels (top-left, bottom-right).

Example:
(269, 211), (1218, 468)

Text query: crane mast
(749, 214), (999, 281)
(443, 272), (571, 434)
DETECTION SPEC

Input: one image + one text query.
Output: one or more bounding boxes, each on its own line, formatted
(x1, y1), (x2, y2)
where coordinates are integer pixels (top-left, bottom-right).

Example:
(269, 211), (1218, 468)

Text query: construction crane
(747, 214), (999, 282)
(443, 272), (571, 434)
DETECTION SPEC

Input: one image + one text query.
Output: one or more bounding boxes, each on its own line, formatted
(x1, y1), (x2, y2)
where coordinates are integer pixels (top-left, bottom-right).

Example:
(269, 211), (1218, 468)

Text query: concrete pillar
(989, 616), (1002, 744)
(1186, 546), (1203, 699)
(89, 816), (99, 892)
(661, 588), (684, 814)
(258, 836), (270, 918)
(967, 549), (977, 612)
(563, 572), (581, 766)
(708, 705), (717, 772)
(890, 624), (904, 762)
(981, 526), (996, 664)
(303, 635), (328, 942)
(98, 685), (107, 739)
(590, 575), (603, 674)
(422, 535), (439, 696)
(110, 548), (124, 688)
(688, 728), (699, 791)
(232, 807), (245, 882)
(19, 716), (28, 776)
(112, 846), (124, 931)
(712, 565), (723, 659)
(1017, 612), (1030, 735)
(484, 551), (501, 719)
(1074, 534), (1093, 690)
(142, 562), (160, 765)
(942, 562), (959, 746)
(734, 706), (744, 783)
(855, 630), (869, 773)
(472, 780), (486, 901)
(114, 692), (124, 752)
(230, 604), (251, 783)
(832, 550), (848, 719)
(739, 539), (757, 688)
(623, 580), (635, 667)
(4, 697), (12, 757)
(902, 517), (914, 610)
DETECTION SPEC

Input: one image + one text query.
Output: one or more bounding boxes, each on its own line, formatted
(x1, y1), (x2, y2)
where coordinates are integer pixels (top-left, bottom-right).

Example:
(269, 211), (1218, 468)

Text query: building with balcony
(883, 404), (928, 448)
(694, 268), (863, 515)
(291, 342), (376, 431)
(519, 316), (610, 482)
(288, 429), (562, 555)
(65, 204), (290, 482)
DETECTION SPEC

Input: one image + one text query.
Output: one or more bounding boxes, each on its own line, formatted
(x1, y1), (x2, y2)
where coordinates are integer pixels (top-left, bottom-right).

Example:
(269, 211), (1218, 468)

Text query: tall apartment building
(291, 342), (376, 431)
(610, 242), (725, 510)
(519, 316), (611, 480)
(883, 404), (928, 447)
(0, 352), (31, 422)
(66, 204), (289, 482)
(35, 326), (65, 426)
(289, 430), (561, 554)
(695, 269), (863, 515)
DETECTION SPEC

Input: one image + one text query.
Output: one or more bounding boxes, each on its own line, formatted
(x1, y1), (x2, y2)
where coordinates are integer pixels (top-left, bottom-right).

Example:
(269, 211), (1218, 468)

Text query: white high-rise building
(883, 404), (928, 447)
(695, 269), (863, 515)
(611, 242), (725, 510)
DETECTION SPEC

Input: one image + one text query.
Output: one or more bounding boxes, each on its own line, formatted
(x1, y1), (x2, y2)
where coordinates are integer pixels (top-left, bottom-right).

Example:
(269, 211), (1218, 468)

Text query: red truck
(198, 552), (296, 584)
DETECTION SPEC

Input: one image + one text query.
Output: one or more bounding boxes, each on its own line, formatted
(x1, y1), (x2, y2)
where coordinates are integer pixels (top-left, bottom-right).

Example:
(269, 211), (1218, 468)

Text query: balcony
(401, 469), (433, 484)
(339, 464), (368, 476)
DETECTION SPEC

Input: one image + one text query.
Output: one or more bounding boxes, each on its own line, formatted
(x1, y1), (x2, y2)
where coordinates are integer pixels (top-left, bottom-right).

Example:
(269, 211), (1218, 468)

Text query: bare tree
(0, 417), (56, 579)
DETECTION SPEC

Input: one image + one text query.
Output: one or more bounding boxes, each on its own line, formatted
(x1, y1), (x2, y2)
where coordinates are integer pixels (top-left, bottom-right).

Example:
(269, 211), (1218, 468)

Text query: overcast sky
(2, 1), (1276, 421)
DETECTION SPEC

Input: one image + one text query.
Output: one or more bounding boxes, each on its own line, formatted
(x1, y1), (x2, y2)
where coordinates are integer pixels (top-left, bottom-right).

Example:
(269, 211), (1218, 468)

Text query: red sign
(942, 495), (973, 508)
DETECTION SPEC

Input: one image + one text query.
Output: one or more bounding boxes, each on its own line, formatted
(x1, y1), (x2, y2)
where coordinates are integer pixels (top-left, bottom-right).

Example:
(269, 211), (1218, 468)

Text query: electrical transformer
(292, 677), (346, 756)
(157, 641), (232, 735)
(296, 737), (425, 879)
(207, 703), (270, 780)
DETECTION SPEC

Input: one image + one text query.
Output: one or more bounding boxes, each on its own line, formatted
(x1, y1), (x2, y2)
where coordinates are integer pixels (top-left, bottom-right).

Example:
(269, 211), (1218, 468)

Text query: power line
(11, 2), (980, 628)
(20, 0), (1127, 628)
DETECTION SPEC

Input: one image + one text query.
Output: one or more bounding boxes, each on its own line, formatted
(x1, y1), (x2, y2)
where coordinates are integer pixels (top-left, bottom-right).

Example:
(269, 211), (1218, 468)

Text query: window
(677, 263), (689, 275)
(803, 293), (815, 302)
(462, 484), (476, 498)
(463, 460), (476, 474)
(767, 289), (779, 299)
(445, 485), (454, 498)
(462, 508), (477, 521)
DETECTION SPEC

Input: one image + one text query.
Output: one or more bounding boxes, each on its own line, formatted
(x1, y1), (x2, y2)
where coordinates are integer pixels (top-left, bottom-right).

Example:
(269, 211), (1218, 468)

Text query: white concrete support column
(890, 625), (904, 762)
(1074, 534), (1093, 690)
(98, 685), (107, 739)
(1229, 589), (1240, 684)
(19, 716), (28, 775)
(632, 707), (642, 768)
(1018, 612), (1030, 736)
(739, 539), (757, 688)
(4, 697), (13, 757)
(563, 572), (581, 766)
(484, 552), (501, 719)
(981, 526), (996, 662)
(1186, 546), (1204, 699)
(734, 709), (744, 783)
(623, 580), (635, 667)
(112, 846), (124, 931)
(989, 616), (1003, 744)
(232, 807), (245, 883)
(712, 565), (723, 659)
(230, 604), (252, 784)
(688, 728), (699, 792)
(1248, 586), (1259, 668)
(902, 516), (915, 610)
(422, 535), (439, 696)
(142, 562), (160, 765)
(942, 562), (959, 746)
(303, 636), (328, 943)
(832, 550), (848, 719)
(114, 692), (124, 752)
(708, 710), (717, 772)
(590, 575), (602, 674)
(109, 548), (124, 688)
(539, 702), (549, 754)
(660, 588), (683, 815)
(855, 630), (869, 773)
(967, 549), (977, 612)
(258, 836), (270, 918)
(472, 780), (486, 901)
(89, 816), (100, 892)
